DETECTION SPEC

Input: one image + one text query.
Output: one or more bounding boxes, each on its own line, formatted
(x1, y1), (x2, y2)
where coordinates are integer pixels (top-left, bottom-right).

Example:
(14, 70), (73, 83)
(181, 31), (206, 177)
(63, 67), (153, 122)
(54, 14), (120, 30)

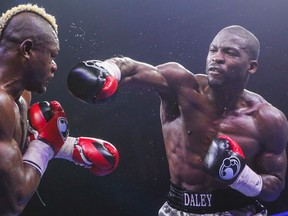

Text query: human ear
(20, 39), (33, 59)
(248, 60), (258, 74)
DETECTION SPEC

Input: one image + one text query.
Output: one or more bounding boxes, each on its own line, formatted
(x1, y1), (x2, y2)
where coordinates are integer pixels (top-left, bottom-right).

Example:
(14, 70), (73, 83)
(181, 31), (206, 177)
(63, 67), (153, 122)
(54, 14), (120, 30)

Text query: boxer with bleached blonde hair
(0, 4), (119, 215)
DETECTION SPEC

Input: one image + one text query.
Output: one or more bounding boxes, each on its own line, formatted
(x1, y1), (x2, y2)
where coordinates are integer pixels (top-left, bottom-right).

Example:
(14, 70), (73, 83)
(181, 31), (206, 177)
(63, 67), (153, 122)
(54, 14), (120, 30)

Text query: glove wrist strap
(98, 61), (121, 81)
(55, 136), (76, 160)
(23, 140), (54, 177)
(230, 165), (263, 197)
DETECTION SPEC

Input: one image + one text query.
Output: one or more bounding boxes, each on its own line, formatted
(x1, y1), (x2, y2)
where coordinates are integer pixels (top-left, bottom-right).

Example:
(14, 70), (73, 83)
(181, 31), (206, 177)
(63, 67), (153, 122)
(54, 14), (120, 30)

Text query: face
(25, 31), (59, 94)
(205, 30), (254, 89)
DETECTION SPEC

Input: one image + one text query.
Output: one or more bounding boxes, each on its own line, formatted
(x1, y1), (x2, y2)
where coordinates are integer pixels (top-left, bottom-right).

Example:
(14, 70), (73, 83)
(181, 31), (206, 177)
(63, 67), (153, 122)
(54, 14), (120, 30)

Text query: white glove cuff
(23, 140), (54, 177)
(230, 165), (263, 197)
(55, 136), (76, 161)
(99, 61), (121, 81)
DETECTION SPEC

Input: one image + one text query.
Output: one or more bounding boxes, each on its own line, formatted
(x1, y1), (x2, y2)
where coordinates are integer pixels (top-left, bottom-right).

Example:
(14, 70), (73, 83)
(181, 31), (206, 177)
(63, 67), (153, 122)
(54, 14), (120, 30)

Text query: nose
(51, 60), (57, 74)
(211, 51), (224, 64)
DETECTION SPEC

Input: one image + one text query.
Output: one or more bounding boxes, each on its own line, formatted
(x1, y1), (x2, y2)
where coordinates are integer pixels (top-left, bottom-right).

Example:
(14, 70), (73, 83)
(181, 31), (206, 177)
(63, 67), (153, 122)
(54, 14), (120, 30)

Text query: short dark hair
(219, 25), (260, 61)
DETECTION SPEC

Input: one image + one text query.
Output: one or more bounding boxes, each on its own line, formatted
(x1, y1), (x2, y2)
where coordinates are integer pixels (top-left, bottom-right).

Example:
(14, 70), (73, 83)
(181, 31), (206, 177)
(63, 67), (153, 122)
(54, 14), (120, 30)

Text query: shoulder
(157, 62), (200, 90)
(0, 89), (15, 111)
(248, 92), (288, 153)
(157, 62), (192, 77)
(0, 89), (17, 135)
(246, 90), (287, 126)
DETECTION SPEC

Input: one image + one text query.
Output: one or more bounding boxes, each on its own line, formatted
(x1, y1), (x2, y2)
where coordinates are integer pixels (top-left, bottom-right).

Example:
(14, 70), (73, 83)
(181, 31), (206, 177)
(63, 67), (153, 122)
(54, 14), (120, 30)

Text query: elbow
(258, 181), (285, 202)
(260, 193), (280, 202)
(0, 189), (27, 214)
(0, 200), (26, 216)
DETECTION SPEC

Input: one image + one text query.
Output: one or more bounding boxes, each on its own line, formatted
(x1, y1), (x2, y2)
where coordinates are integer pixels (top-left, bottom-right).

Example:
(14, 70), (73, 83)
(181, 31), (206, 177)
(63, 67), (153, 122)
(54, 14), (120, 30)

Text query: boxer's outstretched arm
(0, 94), (41, 215)
(255, 104), (288, 201)
(105, 57), (198, 95)
(67, 57), (199, 103)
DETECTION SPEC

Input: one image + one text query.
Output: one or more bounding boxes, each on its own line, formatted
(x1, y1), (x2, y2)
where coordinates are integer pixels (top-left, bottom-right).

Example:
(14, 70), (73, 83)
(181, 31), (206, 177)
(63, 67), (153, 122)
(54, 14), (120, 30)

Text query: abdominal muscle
(162, 119), (225, 192)
(166, 144), (223, 192)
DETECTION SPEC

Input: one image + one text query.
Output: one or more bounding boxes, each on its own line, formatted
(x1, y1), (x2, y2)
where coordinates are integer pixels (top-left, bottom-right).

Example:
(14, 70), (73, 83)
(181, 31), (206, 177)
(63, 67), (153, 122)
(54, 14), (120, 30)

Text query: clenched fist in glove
(23, 101), (69, 176)
(56, 137), (120, 176)
(24, 101), (120, 177)
(204, 135), (263, 197)
(67, 60), (121, 104)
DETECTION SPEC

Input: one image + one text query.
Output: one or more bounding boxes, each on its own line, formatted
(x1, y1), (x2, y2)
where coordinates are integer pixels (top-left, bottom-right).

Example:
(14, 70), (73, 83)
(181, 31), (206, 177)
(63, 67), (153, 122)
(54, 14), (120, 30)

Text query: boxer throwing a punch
(0, 4), (119, 215)
(68, 25), (288, 215)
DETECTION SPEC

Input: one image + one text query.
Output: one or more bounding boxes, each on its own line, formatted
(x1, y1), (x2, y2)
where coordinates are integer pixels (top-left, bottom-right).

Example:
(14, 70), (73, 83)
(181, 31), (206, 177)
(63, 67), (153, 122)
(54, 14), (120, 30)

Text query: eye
(209, 47), (217, 53)
(51, 53), (57, 59)
(224, 48), (239, 57)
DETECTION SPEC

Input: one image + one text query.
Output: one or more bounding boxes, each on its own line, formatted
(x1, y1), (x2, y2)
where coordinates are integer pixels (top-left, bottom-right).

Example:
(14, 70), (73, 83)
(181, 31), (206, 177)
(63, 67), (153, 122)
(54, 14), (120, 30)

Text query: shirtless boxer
(0, 4), (119, 215)
(67, 25), (288, 215)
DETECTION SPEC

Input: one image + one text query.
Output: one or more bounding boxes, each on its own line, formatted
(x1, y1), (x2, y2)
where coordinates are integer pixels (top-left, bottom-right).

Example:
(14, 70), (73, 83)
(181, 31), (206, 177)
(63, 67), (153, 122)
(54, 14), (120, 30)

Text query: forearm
(257, 174), (285, 201)
(105, 57), (166, 91)
(255, 147), (287, 201)
(0, 151), (42, 215)
(105, 57), (138, 79)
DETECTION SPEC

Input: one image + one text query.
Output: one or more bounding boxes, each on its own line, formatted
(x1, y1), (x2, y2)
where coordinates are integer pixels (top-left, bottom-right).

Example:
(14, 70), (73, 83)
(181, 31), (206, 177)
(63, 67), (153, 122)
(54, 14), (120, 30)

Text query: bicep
(0, 95), (39, 212)
(0, 139), (38, 213)
(255, 106), (288, 199)
(0, 100), (23, 188)
(257, 107), (288, 177)
(113, 57), (197, 95)
(0, 139), (24, 182)
(258, 105), (288, 153)
(117, 58), (169, 93)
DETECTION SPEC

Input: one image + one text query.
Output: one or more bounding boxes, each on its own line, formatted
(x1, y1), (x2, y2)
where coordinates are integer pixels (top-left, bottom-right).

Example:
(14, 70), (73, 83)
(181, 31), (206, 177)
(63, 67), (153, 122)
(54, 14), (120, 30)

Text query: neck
(0, 62), (25, 100)
(210, 86), (244, 115)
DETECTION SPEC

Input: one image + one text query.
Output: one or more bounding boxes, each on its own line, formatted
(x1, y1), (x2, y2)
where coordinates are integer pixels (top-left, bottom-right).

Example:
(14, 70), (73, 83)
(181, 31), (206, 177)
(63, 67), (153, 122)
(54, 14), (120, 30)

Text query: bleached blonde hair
(0, 4), (58, 38)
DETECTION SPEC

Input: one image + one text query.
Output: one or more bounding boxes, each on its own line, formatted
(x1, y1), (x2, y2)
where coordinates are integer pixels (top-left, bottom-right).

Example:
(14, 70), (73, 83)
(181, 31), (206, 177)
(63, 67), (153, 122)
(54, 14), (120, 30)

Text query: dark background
(1, 0), (288, 215)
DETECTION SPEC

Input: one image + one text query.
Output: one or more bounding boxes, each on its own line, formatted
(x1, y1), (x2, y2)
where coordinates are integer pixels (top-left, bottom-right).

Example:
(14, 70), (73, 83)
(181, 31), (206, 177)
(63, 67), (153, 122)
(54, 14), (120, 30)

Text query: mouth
(47, 75), (54, 81)
(207, 65), (222, 75)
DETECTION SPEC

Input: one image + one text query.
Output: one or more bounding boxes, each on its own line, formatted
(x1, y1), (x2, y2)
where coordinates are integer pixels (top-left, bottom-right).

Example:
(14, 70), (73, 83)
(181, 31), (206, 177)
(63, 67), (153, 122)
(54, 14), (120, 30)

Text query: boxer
(67, 25), (288, 215)
(0, 4), (119, 215)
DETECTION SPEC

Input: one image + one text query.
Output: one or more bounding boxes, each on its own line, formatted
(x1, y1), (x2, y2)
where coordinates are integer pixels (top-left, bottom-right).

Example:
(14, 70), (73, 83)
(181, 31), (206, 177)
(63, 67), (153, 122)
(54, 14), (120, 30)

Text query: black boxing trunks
(167, 183), (265, 214)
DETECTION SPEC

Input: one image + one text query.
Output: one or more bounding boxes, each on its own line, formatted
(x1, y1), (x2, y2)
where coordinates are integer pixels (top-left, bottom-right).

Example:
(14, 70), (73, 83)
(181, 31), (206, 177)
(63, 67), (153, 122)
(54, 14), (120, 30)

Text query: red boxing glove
(57, 137), (119, 176)
(28, 101), (69, 155)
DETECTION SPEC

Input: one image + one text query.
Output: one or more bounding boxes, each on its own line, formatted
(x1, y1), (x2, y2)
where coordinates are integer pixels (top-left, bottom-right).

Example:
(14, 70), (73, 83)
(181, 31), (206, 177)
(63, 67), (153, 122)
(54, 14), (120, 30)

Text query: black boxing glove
(204, 135), (263, 197)
(67, 60), (121, 104)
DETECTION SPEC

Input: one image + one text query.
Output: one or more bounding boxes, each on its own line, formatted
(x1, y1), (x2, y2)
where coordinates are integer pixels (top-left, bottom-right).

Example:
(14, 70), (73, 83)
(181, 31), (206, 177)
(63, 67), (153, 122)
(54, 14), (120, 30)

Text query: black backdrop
(1, 0), (288, 215)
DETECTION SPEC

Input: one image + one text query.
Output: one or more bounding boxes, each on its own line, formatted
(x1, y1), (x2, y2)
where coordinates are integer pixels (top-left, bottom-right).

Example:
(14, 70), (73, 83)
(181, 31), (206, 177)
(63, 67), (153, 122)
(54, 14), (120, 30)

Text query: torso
(159, 74), (267, 192)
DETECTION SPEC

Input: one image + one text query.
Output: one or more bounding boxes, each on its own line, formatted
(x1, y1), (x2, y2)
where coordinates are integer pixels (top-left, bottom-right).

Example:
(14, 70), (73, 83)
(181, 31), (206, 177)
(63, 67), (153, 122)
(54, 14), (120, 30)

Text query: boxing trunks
(159, 183), (267, 215)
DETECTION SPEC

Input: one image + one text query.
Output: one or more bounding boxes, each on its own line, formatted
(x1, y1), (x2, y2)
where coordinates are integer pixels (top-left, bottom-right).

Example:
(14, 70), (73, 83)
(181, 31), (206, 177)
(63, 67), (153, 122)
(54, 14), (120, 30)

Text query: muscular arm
(256, 105), (288, 201)
(105, 57), (197, 96)
(0, 92), (40, 215)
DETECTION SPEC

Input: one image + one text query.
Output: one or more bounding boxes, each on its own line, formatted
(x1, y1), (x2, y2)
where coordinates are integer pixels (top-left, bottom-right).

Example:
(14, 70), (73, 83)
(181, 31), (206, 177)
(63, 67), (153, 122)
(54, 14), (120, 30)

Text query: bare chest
(190, 108), (261, 159)
(163, 105), (261, 159)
